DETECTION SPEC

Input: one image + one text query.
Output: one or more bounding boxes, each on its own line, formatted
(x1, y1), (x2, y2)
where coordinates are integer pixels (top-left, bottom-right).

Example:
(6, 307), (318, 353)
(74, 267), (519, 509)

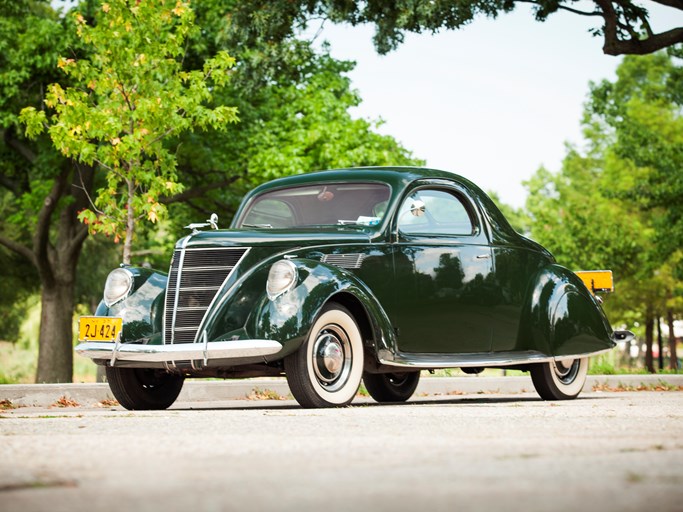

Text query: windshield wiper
(242, 223), (273, 229)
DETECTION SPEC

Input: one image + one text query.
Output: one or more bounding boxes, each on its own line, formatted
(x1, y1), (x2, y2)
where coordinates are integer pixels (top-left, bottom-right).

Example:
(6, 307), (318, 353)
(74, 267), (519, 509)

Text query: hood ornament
(185, 213), (219, 235)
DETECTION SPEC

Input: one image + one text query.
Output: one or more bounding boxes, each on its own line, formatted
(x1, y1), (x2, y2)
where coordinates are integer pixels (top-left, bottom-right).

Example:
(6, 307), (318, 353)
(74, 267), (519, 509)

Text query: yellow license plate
(575, 270), (614, 294)
(78, 317), (123, 342)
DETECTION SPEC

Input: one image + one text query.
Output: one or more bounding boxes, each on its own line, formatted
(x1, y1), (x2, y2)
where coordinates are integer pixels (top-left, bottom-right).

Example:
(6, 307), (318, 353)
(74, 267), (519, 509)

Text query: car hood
(180, 227), (375, 249)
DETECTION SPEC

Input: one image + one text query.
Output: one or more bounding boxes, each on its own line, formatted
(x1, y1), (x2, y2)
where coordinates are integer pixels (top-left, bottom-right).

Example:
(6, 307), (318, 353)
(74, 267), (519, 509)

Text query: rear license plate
(78, 317), (123, 342)
(575, 270), (614, 293)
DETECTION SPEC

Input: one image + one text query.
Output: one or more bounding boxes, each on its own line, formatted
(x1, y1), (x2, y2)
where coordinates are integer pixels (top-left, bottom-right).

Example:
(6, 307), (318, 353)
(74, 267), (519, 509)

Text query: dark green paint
(92, 167), (616, 371)
(100, 267), (167, 345)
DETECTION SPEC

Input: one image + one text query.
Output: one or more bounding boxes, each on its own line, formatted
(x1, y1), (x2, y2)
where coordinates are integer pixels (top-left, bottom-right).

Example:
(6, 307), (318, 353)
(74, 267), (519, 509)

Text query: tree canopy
(228, 0), (683, 56)
(0, 0), (421, 382)
(21, 0), (239, 264)
(525, 50), (682, 370)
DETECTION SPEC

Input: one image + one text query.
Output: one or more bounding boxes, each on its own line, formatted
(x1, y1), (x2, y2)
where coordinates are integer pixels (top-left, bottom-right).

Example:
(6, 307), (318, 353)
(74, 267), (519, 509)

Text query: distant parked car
(76, 167), (632, 409)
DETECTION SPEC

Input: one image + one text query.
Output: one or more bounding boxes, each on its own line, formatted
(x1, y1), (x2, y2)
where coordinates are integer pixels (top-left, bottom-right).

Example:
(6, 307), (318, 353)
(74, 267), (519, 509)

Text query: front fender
(519, 264), (614, 357)
(202, 258), (394, 360)
(254, 258), (395, 358)
(102, 267), (167, 344)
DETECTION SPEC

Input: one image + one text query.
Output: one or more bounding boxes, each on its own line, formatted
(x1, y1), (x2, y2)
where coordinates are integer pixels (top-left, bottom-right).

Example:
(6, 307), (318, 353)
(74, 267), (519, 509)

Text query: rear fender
(519, 264), (615, 357)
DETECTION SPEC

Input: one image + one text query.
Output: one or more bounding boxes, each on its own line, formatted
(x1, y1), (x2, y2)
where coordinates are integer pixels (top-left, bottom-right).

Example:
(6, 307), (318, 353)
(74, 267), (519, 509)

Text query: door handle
(476, 254), (491, 259)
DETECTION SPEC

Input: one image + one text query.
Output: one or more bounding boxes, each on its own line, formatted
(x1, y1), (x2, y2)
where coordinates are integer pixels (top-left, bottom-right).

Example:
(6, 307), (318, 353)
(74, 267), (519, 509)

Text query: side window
(242, 199), (294, 228)
(398, 189), (474, 236)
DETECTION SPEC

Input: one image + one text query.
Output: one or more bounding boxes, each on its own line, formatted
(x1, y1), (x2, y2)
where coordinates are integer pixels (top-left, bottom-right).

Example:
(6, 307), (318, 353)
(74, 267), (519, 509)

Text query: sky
(307, 3), (682, 208)
(51, 1), (682, 208)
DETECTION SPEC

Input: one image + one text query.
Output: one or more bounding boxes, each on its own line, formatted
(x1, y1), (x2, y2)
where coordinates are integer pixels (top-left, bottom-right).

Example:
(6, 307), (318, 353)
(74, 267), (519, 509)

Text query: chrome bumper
(612, 330), (636, 344)
(75, 339), (282, 365)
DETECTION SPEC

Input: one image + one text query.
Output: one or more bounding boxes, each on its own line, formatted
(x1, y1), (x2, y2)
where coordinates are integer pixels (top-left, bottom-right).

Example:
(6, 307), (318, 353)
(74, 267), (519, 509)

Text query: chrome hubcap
(312, 326), (352, 392)
(553, 359), (579, 384)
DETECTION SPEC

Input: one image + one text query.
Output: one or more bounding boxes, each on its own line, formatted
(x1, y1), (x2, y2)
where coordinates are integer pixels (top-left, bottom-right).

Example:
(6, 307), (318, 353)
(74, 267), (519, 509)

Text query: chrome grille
(164, 247), (248, 344)
(321, 253), (366, 269)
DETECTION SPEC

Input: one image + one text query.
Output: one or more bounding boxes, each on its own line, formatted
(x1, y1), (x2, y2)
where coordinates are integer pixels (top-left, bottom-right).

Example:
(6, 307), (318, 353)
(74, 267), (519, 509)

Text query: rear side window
(398, 189), (474, 236)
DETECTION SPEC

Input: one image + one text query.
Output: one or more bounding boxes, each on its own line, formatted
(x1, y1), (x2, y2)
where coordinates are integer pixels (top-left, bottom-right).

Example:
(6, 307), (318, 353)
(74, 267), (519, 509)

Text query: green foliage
(20, 0), (239, 262)
(525, 51), (683, 332)
(586, 51), (683, 264)
(525, 155), (646, 278)
(226, 0), (683, 56)
(167, 35), (423, 230)
(0, 0), (70, 129)
(487, 191), (530, 234)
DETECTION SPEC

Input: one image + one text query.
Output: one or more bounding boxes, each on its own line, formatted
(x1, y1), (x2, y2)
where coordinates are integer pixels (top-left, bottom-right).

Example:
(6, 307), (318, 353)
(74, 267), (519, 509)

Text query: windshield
(237, 183), (391, 229)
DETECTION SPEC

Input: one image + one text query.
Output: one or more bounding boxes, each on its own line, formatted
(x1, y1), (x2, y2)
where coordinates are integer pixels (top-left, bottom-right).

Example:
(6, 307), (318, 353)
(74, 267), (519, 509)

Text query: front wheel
(105, 367), (184, 410)
(285, 303), (364, 408)
(530, 358), (588, 400)
(363, 372), (420, 403)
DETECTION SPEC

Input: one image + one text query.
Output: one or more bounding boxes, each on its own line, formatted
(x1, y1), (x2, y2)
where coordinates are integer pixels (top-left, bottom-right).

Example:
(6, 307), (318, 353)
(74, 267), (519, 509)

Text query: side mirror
(410, 200), (426, 217)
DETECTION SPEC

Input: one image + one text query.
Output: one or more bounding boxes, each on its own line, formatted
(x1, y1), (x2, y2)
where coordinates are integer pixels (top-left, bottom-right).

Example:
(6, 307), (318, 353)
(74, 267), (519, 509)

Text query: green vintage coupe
(76, 167), (632, 409)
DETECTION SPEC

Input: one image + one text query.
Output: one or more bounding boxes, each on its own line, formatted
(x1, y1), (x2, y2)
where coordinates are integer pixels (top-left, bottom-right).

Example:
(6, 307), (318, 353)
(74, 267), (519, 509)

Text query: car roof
(238, 166), (534, 248)
(247, 167), (480, 194)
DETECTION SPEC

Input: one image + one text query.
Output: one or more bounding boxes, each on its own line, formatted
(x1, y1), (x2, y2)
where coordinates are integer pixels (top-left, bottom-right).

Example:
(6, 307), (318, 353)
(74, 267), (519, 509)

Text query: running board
(377, 348), (612, 369)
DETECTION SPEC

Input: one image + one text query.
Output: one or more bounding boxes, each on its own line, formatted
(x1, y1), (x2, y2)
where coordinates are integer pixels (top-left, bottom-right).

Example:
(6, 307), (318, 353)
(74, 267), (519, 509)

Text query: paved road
(1, 391), (682, 512)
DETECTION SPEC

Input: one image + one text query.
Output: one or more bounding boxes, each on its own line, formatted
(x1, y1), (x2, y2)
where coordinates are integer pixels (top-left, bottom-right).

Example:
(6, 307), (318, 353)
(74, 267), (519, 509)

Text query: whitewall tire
(530, 357), (588, 400)
(285, 303), (364, 408)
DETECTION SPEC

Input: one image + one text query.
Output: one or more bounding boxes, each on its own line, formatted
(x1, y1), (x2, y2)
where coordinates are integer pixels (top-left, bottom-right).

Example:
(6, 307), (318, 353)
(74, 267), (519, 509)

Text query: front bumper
(75, 339), (282, 366)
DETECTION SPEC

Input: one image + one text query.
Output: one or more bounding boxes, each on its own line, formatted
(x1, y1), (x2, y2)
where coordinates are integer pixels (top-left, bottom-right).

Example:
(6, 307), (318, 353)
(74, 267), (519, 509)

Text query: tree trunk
(645, 308), (655, 373)
(122, 177), (135, 265)
(668, 310), (678, 371)
(36, 279), (75, 383)
(1, 135), (93, 383)
(656, 315), (664, 371)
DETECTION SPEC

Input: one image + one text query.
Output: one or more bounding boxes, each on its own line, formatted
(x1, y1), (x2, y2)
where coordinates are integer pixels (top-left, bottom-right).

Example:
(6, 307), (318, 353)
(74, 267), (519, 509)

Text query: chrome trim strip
(110, 331), (122, 367)
(321, 253), (366, 269)
(378, 347), (613, 368)
(181, 266), (235, 272)
(168, 236), (191, 345)
(75, 339), (282, 364)
(192, 248), (251, 343)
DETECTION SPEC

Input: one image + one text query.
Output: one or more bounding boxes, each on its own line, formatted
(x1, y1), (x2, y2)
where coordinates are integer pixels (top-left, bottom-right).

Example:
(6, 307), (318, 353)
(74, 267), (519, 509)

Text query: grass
(0, 297), (98, 384)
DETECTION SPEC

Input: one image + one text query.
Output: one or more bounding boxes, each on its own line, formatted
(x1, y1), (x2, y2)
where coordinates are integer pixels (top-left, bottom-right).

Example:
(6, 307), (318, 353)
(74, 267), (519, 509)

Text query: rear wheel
(530, 358), (588, 400)
(285, 303), (364, 408)
(105, 367), (184, 410)
(363, 372), (420, 403)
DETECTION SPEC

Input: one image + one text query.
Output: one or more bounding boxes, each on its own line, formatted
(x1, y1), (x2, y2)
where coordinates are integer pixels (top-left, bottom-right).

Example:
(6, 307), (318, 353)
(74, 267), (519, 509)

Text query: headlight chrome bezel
(103, 268), (134, 307)
(266, 260), (298, 300)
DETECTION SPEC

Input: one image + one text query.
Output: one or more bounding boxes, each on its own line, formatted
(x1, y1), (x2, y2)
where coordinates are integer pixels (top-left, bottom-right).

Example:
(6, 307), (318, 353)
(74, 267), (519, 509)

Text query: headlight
(266, 260), (298, 300)
(103, 268), (134, 307)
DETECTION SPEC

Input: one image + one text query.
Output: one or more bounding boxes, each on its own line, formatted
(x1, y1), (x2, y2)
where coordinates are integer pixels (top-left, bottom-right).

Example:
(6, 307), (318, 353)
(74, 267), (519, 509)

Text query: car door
(390, 184), (495, 354)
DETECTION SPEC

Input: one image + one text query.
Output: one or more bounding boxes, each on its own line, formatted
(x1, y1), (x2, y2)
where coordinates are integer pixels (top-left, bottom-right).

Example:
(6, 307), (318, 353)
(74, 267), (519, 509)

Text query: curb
(1, 374), (681, 408)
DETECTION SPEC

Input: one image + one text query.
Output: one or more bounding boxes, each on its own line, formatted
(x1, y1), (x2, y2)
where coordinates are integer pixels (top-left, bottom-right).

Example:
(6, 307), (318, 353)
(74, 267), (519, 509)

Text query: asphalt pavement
(1, 387), (682, 512)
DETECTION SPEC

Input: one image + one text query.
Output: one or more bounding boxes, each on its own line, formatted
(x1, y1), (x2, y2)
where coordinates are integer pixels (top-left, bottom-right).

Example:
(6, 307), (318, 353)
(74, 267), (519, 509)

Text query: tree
(228, 0), (683, 57)
(1, 0), (238, 382)
(21, 0), (238, 265)
(525, 51), (683, 372)
(587, 51), (683, 370)
(487, 191), (530, 234)
(0, 0), (92, 382)
(164, 36), (423, 230)
(586, 50), (683, 265)
(0, 0), (422, 383)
